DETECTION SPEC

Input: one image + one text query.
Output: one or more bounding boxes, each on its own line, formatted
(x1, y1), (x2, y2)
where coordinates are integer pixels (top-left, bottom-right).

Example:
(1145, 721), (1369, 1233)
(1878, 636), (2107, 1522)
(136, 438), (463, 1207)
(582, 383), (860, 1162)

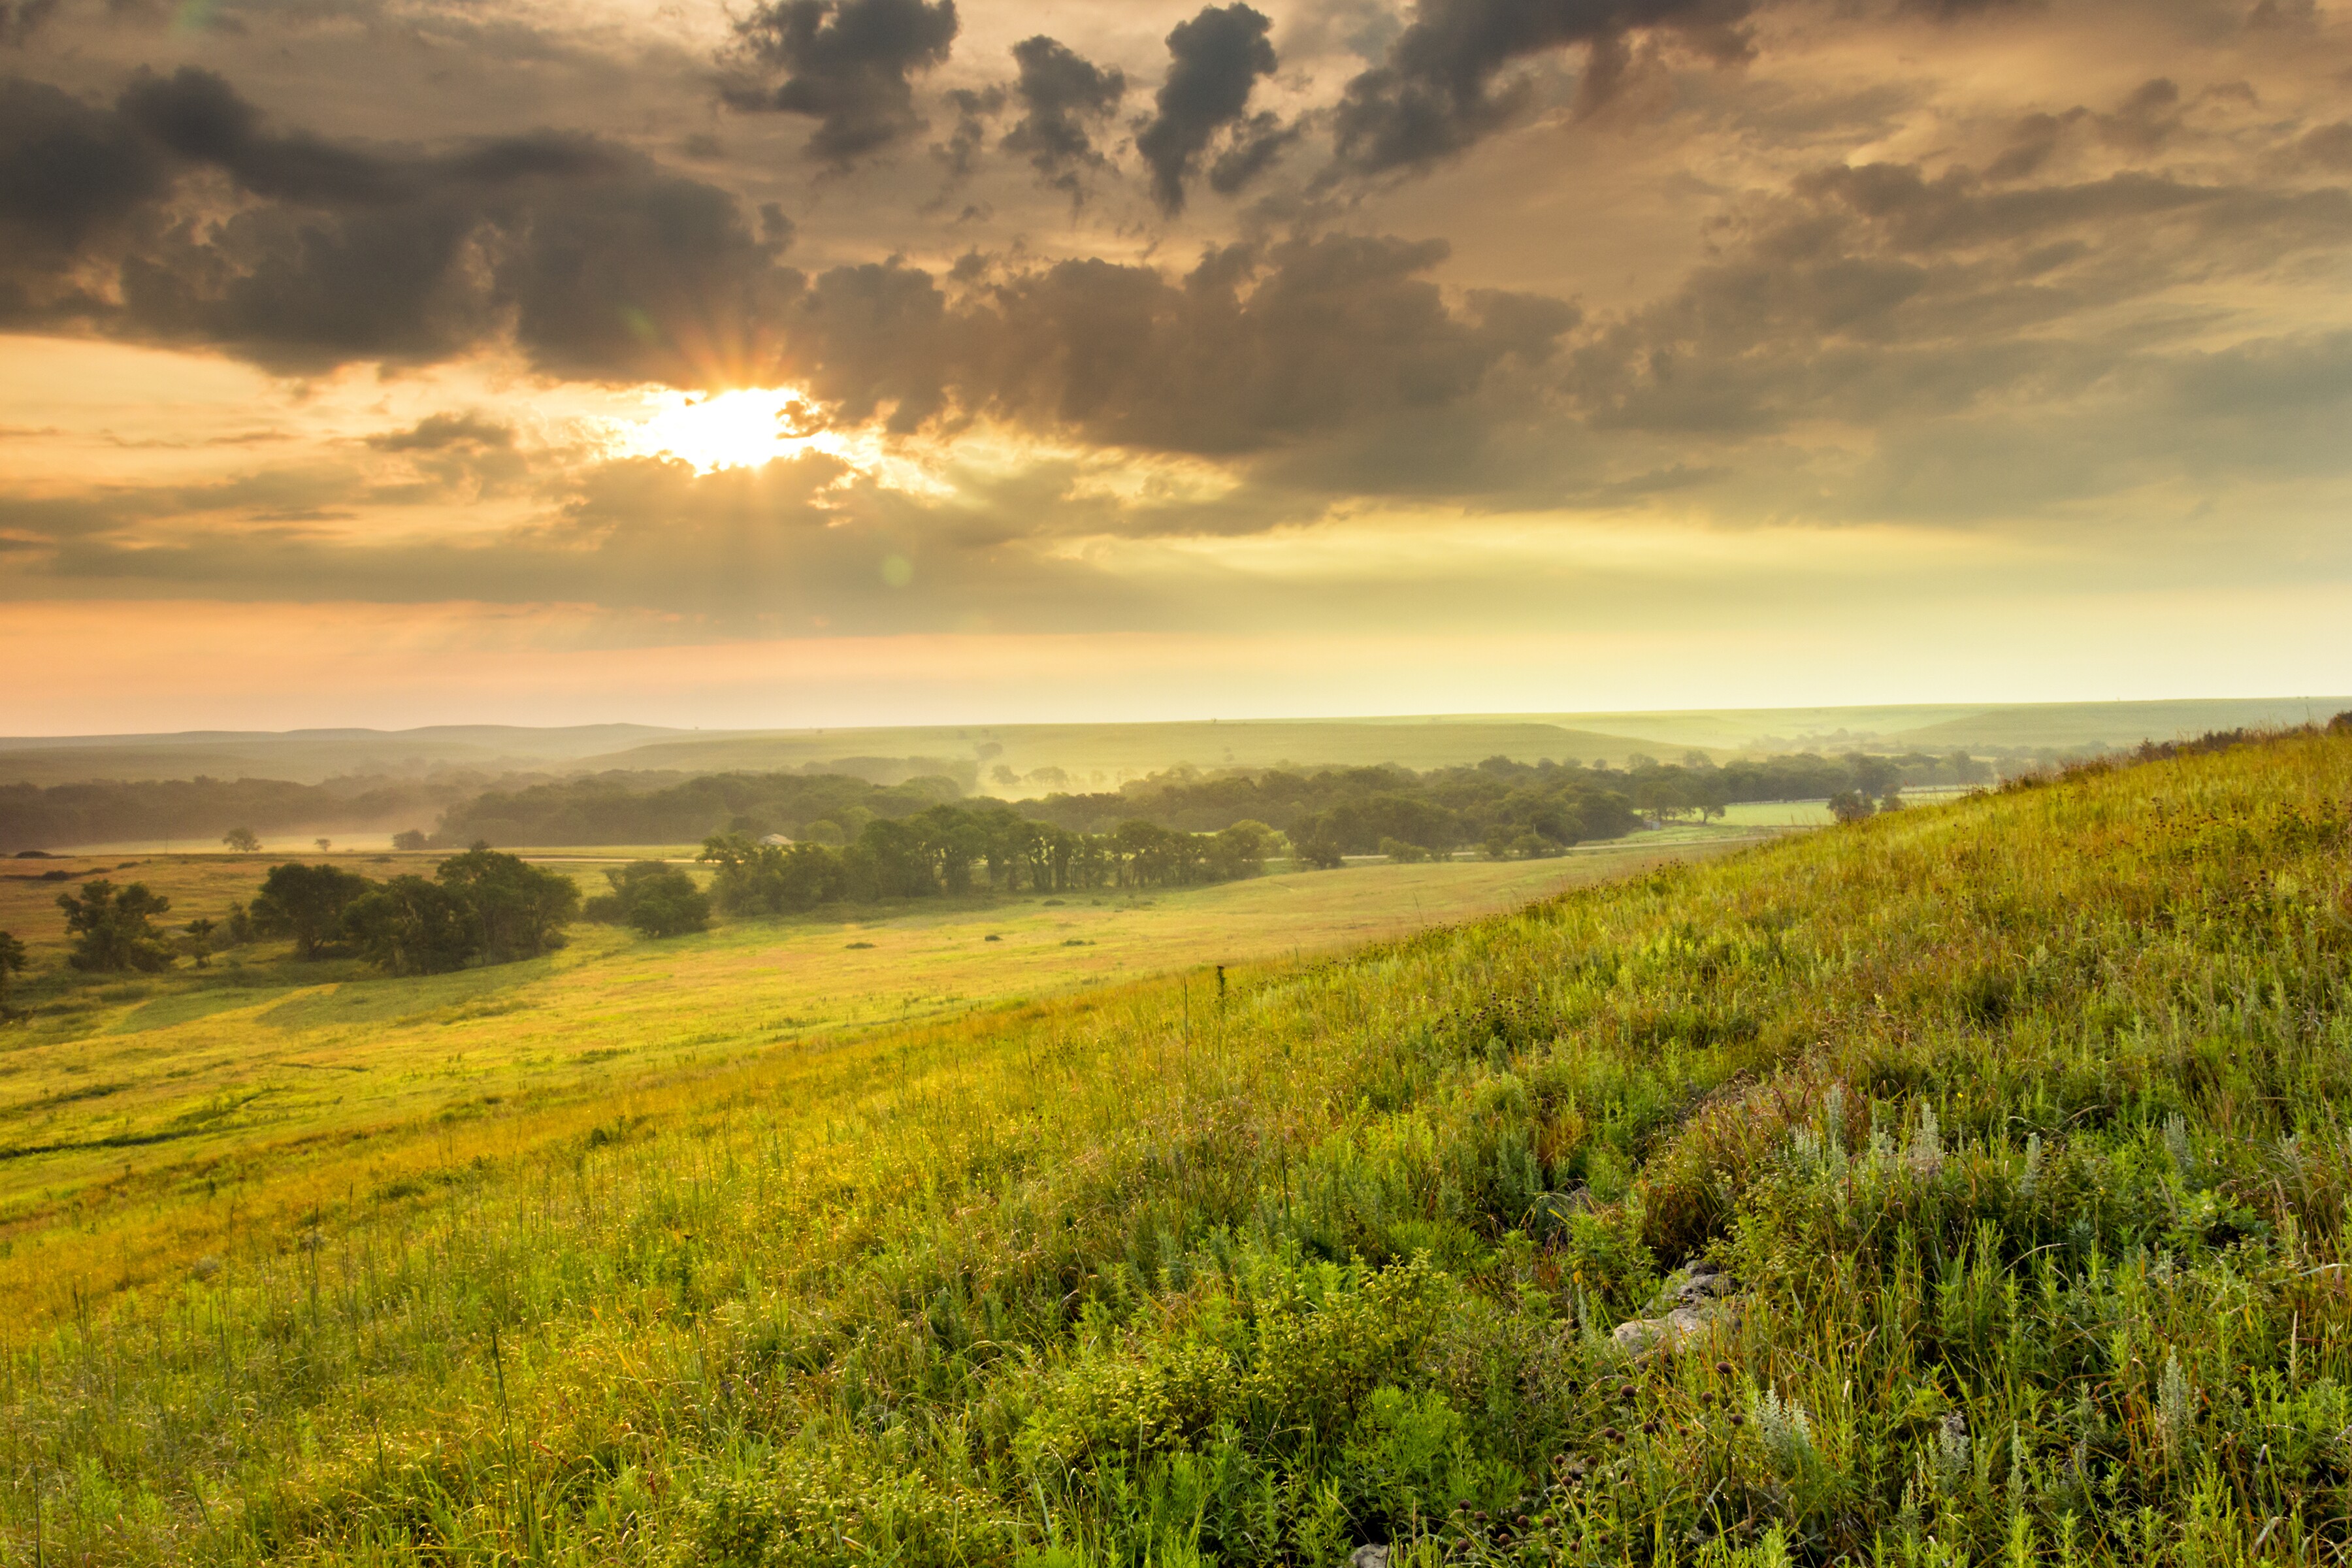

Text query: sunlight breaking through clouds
(619, 387), (832, 474)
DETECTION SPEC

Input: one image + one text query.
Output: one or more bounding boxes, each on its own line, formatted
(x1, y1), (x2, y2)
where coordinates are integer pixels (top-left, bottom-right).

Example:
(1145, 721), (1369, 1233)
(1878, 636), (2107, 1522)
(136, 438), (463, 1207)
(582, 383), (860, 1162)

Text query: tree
(434, 845), (580, 962)
(587, 861), (710, 938)
(0, 930), (27, 1022)
(1827, 790), (1876, 825)
(252, 862), (376, 958)
(221, 827), (261, 853)
(57, 879), (174, 972)
(1293, 832), (1345, 870)
(315, 838), (333, 853)
(1209, 821), (1277, 879)
(182, 917), (216, 968)
(392, 829), (429, 852)
(342, 877), (479, 975)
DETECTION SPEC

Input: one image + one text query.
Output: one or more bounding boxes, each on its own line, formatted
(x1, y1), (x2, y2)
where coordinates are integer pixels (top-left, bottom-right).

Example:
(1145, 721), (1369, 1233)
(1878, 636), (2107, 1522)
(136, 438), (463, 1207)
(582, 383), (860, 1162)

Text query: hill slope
(8, 734), (2352, 1565)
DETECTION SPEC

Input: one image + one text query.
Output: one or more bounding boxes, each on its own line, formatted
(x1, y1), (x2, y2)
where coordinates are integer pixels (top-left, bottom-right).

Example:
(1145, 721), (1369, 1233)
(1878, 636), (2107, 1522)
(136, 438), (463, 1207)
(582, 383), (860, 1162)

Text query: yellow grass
(0, 834), (1755, 1323)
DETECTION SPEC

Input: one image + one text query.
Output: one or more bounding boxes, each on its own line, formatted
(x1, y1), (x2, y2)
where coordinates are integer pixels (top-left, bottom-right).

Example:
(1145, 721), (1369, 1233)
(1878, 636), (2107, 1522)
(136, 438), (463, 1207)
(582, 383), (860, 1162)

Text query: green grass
(5, 736), (2351, 1565)
(0, 838), (1743, 1323)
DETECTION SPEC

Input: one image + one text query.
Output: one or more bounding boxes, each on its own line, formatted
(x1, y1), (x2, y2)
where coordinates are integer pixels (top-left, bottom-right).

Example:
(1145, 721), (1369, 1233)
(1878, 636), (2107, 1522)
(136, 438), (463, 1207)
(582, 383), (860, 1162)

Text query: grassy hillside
(0, 841), (1737, 1323)
(7, 736), (2352, 1565)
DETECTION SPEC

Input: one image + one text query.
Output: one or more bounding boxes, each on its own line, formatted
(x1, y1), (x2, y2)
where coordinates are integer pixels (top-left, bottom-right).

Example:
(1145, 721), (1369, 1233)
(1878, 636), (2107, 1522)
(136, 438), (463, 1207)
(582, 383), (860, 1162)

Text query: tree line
(3, 847), (582, 988)
(1021, 759), (1640, 860)
(435, 770), (966, 848)
(695, 805), (1279, 915)
(1022, 751), (1991, 851)
(0, 776), (466, 853)
(4, 748), (1997, 855)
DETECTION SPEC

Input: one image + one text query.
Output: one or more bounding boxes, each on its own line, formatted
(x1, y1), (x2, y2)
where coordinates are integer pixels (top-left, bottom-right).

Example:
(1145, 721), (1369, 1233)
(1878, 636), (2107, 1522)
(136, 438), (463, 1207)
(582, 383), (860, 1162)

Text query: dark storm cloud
(1135, 4), (1281, 212)
(1002, 36), (1126, 193)
(1330, 0), (1759, 176)
(932, 85), (1004, 184)
(768, 233), (1582, 498)
(0, 68), (800, 379)
(726, 0), (960, 165)
(0, 76), (171, 269)
(1207, 112), (1303, 193)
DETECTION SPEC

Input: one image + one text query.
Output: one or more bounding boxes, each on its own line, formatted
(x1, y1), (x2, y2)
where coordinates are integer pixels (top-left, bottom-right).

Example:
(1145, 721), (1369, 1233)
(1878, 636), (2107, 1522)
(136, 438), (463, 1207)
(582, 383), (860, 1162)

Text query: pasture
(0, 836), (1750, 1323)
(7, 735), (2351, 1565)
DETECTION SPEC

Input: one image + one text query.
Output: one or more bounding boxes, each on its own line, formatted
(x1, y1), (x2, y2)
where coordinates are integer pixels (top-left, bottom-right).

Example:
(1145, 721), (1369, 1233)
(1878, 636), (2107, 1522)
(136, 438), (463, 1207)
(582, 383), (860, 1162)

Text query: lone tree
(182, 917), (217, 968)
(1827, 789), (1877, 825)
(222, 827), (261, 853)
(391, 829), (429, 852)
(0, 930), (26, 1022)
(57, 879), (174, 972)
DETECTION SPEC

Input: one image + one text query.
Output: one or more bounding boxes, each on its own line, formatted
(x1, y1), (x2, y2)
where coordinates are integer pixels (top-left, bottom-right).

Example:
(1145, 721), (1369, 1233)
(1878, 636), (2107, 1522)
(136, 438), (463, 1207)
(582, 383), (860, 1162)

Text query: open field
(8, 735), (2352, 1565)
(0, 834), (1757, 1322)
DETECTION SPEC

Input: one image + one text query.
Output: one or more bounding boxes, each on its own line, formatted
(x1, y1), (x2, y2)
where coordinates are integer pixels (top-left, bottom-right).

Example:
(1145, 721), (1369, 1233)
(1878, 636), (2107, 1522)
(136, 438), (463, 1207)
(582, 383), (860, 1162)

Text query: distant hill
(0, 725), (679, 786)
(3, 698), (2342, 794)
(1882, 697), (2352, 751)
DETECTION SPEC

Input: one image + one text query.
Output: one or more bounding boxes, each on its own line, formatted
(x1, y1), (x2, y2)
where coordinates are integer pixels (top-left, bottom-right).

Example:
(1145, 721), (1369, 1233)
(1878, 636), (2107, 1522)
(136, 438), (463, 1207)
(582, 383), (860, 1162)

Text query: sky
(1, 0), (2349, 733)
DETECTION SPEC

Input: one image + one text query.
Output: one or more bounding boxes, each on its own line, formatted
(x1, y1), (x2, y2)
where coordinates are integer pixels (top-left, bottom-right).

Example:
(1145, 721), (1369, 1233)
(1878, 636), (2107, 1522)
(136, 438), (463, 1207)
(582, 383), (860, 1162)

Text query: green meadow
(7, 735), (2352, 1565)
(0, 838), (1744, 1324)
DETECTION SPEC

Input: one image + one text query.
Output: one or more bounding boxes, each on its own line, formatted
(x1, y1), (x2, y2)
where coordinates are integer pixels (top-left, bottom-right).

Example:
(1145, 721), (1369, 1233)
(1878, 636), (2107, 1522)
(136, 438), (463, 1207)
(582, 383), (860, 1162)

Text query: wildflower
(1754, 1387), (1814, 1472)
(1908, 1102), (1944, 1177)
(1935, 1411), (1970, 1487)
(2157, 1348), (2196, 1457)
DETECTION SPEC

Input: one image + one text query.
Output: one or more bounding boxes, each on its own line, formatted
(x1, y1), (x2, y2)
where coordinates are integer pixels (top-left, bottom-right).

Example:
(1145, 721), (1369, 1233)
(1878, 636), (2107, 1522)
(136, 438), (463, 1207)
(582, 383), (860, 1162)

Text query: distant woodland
(0, 749), (1995, 853)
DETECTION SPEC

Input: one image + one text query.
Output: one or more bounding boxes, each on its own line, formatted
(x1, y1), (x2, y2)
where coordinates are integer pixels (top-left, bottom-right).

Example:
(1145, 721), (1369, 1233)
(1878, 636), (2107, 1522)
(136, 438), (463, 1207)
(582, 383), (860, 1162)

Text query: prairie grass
(0, 845), (1724, 1324)
(4, 736), (2350, 1565)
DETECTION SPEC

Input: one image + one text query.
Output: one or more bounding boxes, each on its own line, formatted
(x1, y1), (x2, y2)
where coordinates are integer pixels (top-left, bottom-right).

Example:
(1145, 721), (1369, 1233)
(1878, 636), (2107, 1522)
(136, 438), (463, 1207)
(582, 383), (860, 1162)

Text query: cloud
(776, 233), (1582, 474)
(726, 0), (960, 165)
(1002, 35), (1126, 195)
(0, 69), (802, 380)
(0, 0), (57, 46)
(365, 412), (518, 453)
(0, 76), (172, 286)
(1135, 4), (1281, 212)
(1330, 0), (1760, 176)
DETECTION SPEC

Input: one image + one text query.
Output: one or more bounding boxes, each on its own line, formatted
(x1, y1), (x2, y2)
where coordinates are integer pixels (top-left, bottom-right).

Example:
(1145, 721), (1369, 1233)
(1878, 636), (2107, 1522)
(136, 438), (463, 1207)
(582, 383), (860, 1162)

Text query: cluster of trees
(238, 848), (581, 975)
(434, 770), (966, 848)
(696, 806), (1279, 915)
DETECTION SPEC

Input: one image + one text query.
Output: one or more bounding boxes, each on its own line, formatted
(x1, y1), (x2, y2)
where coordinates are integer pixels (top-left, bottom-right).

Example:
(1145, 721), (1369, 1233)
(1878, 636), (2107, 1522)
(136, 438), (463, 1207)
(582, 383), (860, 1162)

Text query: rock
(1611, 1266), (1741, 1356)
(1350, 1546), (1390, 1568)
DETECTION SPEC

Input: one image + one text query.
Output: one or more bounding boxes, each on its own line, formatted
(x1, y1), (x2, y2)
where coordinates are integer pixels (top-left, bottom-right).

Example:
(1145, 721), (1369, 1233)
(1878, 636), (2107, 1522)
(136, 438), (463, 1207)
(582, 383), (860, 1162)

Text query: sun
(625, 387), (825, 474)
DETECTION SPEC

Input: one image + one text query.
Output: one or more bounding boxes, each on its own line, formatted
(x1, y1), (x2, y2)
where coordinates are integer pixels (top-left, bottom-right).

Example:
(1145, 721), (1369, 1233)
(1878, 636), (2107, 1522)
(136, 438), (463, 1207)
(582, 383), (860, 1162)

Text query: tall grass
(5, 733), (2351, 1565)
